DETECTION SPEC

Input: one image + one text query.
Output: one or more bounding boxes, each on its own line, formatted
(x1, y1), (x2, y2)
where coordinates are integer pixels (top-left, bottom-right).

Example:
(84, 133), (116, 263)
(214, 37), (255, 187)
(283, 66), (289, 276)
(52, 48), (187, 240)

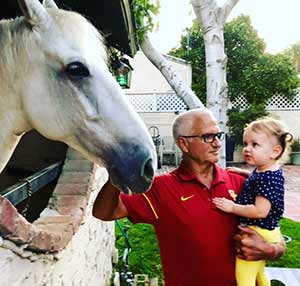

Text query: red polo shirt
(121, 163), (245, 286)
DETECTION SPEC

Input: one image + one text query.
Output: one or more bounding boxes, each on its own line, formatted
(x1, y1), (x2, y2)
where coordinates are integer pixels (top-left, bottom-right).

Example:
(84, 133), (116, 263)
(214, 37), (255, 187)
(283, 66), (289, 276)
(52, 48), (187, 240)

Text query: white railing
(232, 92), (300, 111)
(127, 91), (300, 112)
(126, 92), (188, 112)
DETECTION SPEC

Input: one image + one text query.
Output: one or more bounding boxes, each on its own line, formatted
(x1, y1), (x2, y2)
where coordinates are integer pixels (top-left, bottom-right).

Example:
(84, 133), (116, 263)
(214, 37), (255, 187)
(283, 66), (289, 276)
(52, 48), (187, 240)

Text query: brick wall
(0, 166), (115, 286)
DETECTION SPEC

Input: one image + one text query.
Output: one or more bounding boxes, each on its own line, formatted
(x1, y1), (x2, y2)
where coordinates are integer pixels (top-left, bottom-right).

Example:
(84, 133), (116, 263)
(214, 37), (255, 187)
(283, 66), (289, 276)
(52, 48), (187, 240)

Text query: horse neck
(0, 19), (31, 173)
(0, 128), (23, 174)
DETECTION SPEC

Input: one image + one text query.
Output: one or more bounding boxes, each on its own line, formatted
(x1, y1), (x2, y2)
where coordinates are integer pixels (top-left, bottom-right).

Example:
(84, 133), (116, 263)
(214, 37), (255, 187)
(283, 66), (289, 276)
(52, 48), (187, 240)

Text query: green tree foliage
(170, 15), (300, 144)
(170, 20), (206, 102)
(109, 1), (159, 73)
(224, 15), (266, 101)
(171, 15), (299, 102)
(227, 105), (268, 146)
(284, 42), (300, 74)
(132, 0), (160, 41)
(239, 53), (299, 105)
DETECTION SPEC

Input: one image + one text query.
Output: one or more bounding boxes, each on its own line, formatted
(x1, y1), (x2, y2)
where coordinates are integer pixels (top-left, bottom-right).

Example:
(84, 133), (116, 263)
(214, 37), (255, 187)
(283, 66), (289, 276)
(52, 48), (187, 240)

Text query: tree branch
(222, 0), (240, 21)
(140, 35), (204, 109)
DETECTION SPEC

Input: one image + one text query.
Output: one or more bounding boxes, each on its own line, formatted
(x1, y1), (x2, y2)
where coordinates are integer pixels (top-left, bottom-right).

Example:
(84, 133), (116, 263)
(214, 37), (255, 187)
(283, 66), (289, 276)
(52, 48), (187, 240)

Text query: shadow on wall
(226, 135), (236, 163)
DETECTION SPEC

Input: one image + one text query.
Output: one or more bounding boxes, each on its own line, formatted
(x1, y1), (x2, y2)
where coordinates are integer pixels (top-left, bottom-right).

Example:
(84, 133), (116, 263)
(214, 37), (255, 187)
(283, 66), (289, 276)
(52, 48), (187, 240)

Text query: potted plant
(290, 139), (300, 165)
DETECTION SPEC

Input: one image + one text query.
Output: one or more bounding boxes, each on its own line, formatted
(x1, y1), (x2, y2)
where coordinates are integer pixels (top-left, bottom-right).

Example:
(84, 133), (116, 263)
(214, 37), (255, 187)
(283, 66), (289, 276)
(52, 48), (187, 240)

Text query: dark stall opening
(0, 130), (68, 222)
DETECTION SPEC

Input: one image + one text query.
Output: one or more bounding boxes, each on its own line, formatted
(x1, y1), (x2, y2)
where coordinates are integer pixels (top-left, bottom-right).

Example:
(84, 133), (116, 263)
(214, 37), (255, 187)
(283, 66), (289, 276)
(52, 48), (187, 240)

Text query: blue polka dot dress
(236, 168), (285, 230)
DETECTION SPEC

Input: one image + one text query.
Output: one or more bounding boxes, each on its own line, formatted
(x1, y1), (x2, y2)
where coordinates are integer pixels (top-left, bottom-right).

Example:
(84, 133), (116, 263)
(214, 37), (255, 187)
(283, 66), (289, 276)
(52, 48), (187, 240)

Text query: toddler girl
(213, 117), (293, 286)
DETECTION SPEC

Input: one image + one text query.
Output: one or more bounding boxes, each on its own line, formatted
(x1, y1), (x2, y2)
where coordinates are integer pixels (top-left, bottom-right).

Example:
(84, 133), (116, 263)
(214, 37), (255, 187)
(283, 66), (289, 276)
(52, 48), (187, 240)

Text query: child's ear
(271, 144), (283, 159)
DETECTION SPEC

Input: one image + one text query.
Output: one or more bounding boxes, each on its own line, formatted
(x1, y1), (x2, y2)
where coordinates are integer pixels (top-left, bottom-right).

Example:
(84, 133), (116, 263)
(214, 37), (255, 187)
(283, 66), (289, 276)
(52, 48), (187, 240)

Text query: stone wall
(0, 166), (115, 286)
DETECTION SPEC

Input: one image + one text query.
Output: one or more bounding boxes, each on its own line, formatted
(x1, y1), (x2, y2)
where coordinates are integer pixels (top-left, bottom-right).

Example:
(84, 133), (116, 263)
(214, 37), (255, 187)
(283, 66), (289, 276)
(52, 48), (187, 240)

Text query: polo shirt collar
(172, 162), (227, 186)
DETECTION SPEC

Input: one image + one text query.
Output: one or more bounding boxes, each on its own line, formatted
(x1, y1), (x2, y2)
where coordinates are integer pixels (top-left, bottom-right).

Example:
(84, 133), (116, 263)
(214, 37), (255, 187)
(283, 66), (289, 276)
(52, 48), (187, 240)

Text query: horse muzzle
(107, 147), (156, 194)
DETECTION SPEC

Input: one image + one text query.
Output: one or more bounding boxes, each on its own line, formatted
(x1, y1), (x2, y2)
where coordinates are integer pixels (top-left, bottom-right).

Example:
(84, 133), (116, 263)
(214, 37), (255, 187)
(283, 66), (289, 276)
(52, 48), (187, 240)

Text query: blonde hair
(244, 117), (293, 159)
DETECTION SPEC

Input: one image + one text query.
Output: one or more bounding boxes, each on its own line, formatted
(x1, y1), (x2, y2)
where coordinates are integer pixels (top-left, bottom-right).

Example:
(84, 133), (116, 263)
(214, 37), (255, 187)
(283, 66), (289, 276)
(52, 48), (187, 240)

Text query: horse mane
(0, 18), (33, 79)
(0, 9), (108, 79)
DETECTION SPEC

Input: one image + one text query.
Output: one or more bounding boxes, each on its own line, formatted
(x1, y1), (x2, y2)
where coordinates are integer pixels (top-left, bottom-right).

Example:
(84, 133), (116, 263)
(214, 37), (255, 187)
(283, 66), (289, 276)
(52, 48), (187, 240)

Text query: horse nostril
(141, 158), (154, 180)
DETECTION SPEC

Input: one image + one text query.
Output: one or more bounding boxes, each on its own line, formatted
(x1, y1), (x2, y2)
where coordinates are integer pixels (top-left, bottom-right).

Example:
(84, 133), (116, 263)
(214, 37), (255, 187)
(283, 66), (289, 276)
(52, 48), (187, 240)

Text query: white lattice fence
(127, 92), (188, 112)
(127, 93), (157, 111)
(127, 92), (300, 112)
(232, 92), (300, 111)
(266, 92), (300, 110)
(231, 93), (249, 109)
(157, 93), (187, 111)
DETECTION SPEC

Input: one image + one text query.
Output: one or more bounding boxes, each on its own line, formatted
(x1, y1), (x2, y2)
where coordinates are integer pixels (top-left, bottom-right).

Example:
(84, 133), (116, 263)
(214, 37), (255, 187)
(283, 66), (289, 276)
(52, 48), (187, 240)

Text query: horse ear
(43, 0), (58, 9)
(17, 0), (52, 29)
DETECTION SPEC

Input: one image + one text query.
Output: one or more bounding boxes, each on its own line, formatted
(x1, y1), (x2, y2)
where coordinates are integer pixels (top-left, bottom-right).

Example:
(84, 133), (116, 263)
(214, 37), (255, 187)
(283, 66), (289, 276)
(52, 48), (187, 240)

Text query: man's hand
(234, 225), (286, 261)
(92, 179), (128, 221)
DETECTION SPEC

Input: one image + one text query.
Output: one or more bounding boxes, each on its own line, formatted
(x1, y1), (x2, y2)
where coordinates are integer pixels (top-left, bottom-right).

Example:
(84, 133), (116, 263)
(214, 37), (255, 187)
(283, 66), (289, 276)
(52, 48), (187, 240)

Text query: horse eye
(65, 62), (90, 78)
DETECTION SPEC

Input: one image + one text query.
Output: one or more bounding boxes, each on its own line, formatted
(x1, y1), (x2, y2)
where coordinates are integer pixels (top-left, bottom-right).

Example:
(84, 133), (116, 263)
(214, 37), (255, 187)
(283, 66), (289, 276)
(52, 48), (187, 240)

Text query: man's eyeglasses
(180, 132), (225, 143)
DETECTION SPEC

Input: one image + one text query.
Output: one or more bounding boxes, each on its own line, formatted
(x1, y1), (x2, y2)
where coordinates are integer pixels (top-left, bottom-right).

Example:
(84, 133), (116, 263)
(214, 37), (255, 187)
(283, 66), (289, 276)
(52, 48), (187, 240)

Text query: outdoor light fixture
(113, 57), (133, 89)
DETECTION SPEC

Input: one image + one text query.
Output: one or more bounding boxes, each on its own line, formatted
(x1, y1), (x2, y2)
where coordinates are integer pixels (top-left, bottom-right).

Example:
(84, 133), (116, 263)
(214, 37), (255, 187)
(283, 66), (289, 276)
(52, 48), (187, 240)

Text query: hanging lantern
(113, 58), (133, 89)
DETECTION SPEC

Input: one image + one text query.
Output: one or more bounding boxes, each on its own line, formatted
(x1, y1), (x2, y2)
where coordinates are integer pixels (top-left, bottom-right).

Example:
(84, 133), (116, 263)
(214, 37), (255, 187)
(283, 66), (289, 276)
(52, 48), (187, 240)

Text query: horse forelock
(47, 9), (108, 64)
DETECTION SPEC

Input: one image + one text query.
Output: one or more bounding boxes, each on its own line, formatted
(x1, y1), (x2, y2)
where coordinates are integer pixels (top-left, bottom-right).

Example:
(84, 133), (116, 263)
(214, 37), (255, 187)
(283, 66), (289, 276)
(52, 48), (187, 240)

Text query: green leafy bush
(114, 219), (163, 285)
(227, 105), (268, 146)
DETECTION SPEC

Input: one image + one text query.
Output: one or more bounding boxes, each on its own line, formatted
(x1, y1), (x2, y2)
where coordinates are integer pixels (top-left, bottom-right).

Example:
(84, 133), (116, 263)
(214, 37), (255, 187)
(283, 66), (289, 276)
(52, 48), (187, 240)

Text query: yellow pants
(236, 226), (281, 286)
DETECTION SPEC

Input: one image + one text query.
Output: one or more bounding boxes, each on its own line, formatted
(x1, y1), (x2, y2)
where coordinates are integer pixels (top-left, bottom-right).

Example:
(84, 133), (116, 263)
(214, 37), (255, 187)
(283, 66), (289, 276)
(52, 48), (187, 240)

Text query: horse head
(0, 0), (157, 193)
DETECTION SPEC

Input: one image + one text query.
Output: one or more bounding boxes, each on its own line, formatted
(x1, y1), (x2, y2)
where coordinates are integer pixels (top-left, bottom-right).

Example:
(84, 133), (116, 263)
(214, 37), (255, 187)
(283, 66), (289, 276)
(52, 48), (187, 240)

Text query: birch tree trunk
(141, 35), (204, 109)
(191, 0), (239, 166)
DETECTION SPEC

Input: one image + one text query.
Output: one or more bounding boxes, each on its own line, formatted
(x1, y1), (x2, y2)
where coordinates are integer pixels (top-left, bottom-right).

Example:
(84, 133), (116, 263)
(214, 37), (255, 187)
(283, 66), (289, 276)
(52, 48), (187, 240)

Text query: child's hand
(226, 167), (251, 177)
(213, 197), (235, 213)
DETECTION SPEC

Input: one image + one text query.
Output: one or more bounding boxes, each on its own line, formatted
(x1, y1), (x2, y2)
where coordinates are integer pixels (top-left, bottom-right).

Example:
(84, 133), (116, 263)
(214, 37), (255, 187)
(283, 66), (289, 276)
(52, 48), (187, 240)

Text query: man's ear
(177, 137), (188, 153)
(272, 144), (283, 159)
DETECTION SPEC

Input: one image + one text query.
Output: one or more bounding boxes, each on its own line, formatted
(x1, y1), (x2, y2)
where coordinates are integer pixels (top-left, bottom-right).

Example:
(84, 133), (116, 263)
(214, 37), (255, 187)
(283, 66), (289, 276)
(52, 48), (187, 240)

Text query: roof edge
(120, 0), (138, 57)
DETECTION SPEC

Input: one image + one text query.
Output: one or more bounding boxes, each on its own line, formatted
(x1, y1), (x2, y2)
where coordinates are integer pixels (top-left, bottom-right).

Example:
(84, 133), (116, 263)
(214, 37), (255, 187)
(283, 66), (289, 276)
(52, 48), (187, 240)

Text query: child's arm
(212, 196), (271, 219)
(226, 166), (251, 177)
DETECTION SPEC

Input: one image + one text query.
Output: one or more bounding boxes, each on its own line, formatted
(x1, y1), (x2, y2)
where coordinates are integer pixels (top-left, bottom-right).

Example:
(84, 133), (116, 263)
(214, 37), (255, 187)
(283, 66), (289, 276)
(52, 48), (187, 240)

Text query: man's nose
(213, 136), (222, 147)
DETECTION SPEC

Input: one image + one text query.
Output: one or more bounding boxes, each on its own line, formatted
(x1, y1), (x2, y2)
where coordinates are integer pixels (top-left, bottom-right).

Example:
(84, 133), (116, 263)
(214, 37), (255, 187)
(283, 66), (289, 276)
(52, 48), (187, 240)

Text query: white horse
(0, 0), (156, 193)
